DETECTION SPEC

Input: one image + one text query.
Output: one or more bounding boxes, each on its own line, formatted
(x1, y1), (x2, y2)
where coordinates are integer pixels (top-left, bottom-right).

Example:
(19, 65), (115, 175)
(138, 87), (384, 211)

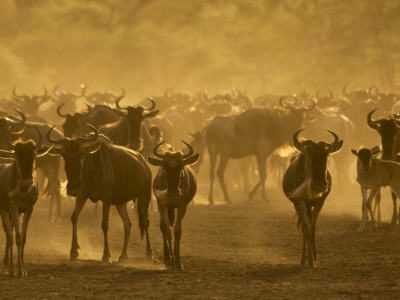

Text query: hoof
(174, 262), (183, 270)
(102, 256), (113, 263)
(70, 251), (79, 260)
(146, 249), (154, 260)
(118, 255), (128, 263)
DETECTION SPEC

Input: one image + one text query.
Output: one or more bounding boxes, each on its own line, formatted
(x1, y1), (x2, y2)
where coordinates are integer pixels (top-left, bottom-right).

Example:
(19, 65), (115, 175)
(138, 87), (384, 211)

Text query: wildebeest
(205, 97), (313, 204)
(148, 141), (199, 270)
(367, 109), (400, 225)
(351, 147), (400, 232)
(99, 98), (159, 151)
(0, 125), (52, 276)
(0, 110), (64, 222)
(46, 124), (153, 262)
(282, 129), (343, 267)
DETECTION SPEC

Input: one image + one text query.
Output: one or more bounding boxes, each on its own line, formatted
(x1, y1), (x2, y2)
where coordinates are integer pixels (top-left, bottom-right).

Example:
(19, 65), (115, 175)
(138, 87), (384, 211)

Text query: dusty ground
(0, 181), (400, 300)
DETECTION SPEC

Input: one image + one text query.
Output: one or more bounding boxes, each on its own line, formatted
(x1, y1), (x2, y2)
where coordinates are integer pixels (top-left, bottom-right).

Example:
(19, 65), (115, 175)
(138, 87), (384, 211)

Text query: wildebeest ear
(36, 146), (53, 157)
(47, 147), (64, 156)
(83, 143), (101, 154)
(183, 153), (200, 165)
(327, 139), (343, 154)
(147, 156), (163, 166)
(144, 110), (159, 119)
(351, 149), (358, 156)
(0, 149), (15, 159)
(371, 146), (381, 156)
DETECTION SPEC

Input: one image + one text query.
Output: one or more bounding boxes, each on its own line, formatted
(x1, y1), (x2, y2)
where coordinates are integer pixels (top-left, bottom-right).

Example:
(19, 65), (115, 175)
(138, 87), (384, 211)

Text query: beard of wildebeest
(61, 141), (85, 197)
(14, 141), (36, 194)
(306, 143), (329, 194)
(126, 106), (145, 150)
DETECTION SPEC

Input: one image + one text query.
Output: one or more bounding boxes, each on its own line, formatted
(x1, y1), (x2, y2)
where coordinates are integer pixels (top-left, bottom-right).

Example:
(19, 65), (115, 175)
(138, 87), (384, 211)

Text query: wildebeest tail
(168, 207), (176, 227)
(136, 202), (147, 241)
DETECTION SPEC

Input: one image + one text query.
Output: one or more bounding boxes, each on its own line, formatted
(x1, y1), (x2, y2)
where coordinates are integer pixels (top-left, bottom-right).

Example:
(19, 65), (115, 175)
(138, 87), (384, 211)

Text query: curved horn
(324, 129), (343, 153)
(293, 128), (305, 153)
(279, 96), (292, 109)
(116, 86), (125, 100)
(6, 108), (26, 126)
(367, 109), (379, 130)
(81, 103), (92, 117)
(76, 123), (99, 144)
(153, 141), (165, 159)
(34, 124), (43, 149)
(47, 125), (68, 146)
(343, 83), (350, 97)
(116, 96), (129, 110)
(143, 98), (156, 111)
(5, 125), (16, 150)
(57, 103), (68, 118)
(181, 140), (194, 159)
(12, 86), (29, 99)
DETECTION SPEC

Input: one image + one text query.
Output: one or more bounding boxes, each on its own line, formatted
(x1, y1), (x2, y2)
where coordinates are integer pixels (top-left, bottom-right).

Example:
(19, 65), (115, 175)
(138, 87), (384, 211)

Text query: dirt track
(0, 183), (400, 299)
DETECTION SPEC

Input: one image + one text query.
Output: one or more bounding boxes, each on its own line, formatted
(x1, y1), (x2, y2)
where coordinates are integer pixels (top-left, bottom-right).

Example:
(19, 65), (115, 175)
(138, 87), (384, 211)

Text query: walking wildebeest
(205, 96), (313, 204)
(0, 125), (52, 276)
(282, 129), (343, 267)
(46, 124), (153, 262)
(351, 147), (400, 232)
(148, 141), (199, 270)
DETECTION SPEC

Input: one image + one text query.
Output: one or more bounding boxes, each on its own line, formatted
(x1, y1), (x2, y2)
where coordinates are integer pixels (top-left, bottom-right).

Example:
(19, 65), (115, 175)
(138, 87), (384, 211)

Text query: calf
(0, 125), (51, 276)
(148, 141), (199, 270)
(282, 129), (343, 267)
(351, 147), (400, 232)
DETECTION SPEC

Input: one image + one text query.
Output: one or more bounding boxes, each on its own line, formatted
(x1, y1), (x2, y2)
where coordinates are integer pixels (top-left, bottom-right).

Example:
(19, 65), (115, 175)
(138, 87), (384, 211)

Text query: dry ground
(0, 182), (399, 299)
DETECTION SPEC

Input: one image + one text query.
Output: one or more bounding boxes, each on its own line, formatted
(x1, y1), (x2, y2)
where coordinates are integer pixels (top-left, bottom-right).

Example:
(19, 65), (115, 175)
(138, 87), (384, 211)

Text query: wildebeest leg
(158, 204), (173, 266)
(217, 155), (231, 204)
(293, 201), (313, 267)
(208, 149), (217, 205)
(70, 197), (87, 260)
(390, 192), (398, 225)
(310, 202), (324, 263)
(174, 205), (187, 270)
(9, 207), (24, 277)
(1, 212), (12, 275)
(20, 207), (33, 276)
(116, 203), (132, 262)
(248, 155), (267, 202)
(101, 203), (112, 263)
(374, 189), (381, 224)
(366, 188), (378, 229)
(357, 188), (369, 232)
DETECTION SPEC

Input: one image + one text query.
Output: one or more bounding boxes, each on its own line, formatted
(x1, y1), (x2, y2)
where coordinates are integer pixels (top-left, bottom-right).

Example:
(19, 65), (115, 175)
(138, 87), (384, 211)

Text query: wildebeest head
(47, 123), (101, 197)
(148, 141), (199, 200)
(11, 86), (49, 116)
(293, 129), (343, 195)
(367, 109), (399, 159)
(342, 83), (377, 102)
(351, 147), (381, 172)
(116, 97), (159, 150)
(57, 103), (92, 138)
(0, 124), (52, 195)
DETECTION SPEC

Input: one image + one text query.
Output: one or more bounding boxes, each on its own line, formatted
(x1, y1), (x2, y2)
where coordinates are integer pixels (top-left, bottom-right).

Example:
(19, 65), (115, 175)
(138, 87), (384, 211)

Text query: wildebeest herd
(0, 83), (399, 276)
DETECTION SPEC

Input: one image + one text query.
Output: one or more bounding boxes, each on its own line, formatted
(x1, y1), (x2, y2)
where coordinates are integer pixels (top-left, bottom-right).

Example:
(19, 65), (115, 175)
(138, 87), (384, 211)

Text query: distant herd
(0, 83), (399, 275)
